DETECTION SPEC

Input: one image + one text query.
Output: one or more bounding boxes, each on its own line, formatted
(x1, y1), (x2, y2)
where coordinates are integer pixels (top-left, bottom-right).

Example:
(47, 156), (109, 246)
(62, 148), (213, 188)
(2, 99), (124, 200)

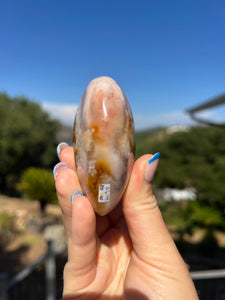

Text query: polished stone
(73, 76), (135, 215)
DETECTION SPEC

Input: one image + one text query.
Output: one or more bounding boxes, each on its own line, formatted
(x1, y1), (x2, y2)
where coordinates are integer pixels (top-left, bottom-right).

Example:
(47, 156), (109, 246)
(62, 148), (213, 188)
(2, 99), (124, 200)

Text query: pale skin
(54, 146), (199, 300)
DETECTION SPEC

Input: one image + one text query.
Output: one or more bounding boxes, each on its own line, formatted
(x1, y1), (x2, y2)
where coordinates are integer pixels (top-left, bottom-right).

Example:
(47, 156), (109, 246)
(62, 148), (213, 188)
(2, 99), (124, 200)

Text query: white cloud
(134, 111), (194, 131)
(41, 102), (78, 126)
(41, 101), (223, 131)
(42, 102), (192, 129)
(133, 108), (221, 131)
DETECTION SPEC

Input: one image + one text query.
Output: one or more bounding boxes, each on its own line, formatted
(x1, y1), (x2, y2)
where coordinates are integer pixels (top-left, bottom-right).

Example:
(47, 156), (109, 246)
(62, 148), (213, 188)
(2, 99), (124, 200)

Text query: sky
(1, 0), (225, 130)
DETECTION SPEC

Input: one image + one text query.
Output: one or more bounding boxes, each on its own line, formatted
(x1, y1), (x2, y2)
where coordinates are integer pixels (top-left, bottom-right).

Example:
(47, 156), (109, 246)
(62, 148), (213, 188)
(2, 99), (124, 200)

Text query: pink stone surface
(73, 76), (135, 215)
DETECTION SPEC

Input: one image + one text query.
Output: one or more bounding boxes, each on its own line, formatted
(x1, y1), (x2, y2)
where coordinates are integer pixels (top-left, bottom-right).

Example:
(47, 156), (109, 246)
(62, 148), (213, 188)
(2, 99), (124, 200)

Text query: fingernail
(56, 142), (69, 158)
(71, 191), (83, 204)
(145, 152), (160, 183)
(53, 162), (69, 179)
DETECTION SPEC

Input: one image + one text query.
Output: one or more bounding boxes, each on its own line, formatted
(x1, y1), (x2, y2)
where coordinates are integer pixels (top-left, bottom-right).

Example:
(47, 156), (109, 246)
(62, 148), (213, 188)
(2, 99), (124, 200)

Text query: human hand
(54, 143), (199, 300)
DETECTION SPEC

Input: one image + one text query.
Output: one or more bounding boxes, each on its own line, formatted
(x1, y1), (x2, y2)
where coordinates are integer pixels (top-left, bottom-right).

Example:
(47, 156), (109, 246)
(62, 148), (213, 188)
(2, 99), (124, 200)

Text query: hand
(54, 143), (199, 300)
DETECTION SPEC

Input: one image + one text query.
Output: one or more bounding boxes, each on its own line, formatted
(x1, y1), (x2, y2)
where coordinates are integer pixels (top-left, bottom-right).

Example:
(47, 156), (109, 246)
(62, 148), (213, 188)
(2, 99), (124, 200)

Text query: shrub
(0, 212), (17, 234)
(18, 167), (57, 213)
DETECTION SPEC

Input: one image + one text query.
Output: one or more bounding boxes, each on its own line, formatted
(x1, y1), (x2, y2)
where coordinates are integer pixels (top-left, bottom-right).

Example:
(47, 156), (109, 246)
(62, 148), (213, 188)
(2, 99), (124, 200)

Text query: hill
(135, 125), (225, 233)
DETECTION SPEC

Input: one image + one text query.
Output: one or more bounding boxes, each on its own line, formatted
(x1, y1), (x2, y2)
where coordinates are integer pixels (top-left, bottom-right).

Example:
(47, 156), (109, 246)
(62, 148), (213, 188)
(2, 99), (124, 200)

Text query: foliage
(186, 201), (225, 230)
(136, 126), (225, 231)
(159, 201), (194, 239)
(18, 167), (57, 213)
(19, 234), (41, 247)
(0, 93), (60, 194)
(0, 212), (17, 234)
(136, 126), (225, 205)
(161, 200), (225, 238)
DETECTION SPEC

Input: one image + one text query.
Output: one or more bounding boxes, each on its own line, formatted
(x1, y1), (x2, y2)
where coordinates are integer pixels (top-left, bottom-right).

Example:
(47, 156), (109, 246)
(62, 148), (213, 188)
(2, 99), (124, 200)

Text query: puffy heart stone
(73, 76), (135, 215)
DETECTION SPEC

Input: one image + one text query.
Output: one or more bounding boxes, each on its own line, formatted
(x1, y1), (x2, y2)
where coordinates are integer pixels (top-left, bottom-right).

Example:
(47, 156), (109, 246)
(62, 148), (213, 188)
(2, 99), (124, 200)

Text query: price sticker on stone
(98, 184), (111, 202)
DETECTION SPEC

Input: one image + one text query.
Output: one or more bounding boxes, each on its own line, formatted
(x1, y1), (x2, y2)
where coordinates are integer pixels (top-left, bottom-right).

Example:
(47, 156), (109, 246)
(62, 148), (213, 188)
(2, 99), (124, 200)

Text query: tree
(136, 126), (225, 204)
(18, 167), (57, 213)
(0, 93), (60, 194)
(135, 126), (225, 232)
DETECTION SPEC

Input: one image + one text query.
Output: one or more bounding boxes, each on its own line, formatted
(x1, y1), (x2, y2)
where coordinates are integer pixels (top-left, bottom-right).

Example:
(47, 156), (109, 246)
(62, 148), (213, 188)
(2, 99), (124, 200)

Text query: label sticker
(98, 184), (111, 202)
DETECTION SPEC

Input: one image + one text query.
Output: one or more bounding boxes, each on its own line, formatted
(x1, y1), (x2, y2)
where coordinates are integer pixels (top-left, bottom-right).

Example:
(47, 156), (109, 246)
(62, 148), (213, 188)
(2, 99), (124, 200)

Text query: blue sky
(1, 0), (225, 130)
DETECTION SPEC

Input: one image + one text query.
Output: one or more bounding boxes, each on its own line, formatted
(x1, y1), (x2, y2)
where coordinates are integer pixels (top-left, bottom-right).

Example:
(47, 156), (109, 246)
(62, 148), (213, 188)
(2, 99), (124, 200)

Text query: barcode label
(98, 184), (111, 202)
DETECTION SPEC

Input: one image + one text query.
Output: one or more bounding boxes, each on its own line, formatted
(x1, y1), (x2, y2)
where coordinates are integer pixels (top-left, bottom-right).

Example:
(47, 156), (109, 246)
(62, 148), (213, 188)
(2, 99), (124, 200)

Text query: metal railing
(191, 269), (225, 280)
(0, 239), (66, 300)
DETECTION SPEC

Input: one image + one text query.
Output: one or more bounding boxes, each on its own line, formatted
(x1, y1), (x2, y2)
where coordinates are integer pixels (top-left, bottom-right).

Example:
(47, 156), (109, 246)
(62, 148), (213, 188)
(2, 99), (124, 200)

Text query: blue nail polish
(148, 152), (160, 165)
(71, 191), (83, 204)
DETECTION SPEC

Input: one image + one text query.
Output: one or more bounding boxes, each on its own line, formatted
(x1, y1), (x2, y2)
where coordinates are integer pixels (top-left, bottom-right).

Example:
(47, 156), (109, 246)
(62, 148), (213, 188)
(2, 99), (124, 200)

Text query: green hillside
(135, 126), (225, 232)
(136, 126), (225, 201)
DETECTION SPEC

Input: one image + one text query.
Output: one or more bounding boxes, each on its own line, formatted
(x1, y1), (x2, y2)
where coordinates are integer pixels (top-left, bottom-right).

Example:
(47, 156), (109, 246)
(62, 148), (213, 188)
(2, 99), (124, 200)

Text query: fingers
(54, 162), (81, 238)
(54, 152), (97, 291)
(64, 192), (97, 291)
(54, 142), (79, 238)
(55, 142), (112, 237)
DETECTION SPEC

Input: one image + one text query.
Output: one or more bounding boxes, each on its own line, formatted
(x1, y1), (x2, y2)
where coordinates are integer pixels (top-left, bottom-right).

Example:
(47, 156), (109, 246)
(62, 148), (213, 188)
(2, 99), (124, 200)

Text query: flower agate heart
(73, 76), (135, 215)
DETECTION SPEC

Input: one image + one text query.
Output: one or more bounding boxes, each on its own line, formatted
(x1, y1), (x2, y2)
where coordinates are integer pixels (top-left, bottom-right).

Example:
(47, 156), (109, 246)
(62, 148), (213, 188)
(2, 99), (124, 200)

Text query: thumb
(123, 153), (183, 263)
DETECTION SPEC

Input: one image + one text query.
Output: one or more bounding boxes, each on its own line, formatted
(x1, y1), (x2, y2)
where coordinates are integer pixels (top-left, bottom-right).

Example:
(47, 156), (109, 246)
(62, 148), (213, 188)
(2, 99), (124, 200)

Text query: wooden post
(0, 273), (8, 300)
(45, 240), (56, 300)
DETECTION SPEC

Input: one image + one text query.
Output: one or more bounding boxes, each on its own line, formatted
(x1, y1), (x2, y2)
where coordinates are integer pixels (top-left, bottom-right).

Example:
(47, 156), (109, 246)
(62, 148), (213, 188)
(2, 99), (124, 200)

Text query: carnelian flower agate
(73, 76), (135, 215)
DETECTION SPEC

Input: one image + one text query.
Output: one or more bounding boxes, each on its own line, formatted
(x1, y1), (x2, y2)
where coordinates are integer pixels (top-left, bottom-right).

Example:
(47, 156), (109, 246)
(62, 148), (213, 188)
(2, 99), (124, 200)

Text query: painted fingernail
(56, 142), (69, 158)
(145, 152), (160, 183)
(71, 191), (83, 204)
(53, 162), (69, 179)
